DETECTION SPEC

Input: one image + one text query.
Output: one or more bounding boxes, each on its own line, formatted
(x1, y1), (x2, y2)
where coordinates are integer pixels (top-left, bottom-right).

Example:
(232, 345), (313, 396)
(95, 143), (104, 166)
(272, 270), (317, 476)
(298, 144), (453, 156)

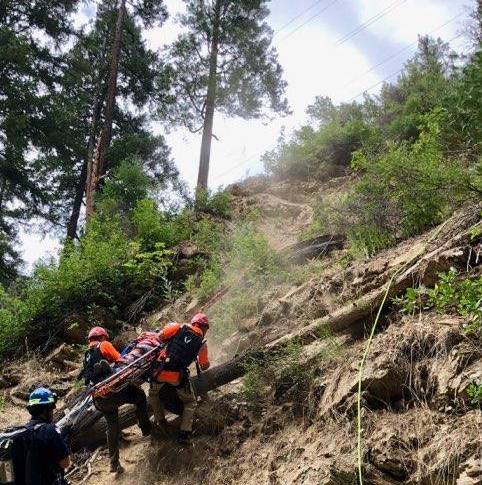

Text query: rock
(457, 456), (482, 484)
(238, 317), (258, 333)
(46, 344), (79, 369)
(178, 241), (201, 259)
(0, 376), (10, 389)
(62, 314), (89, 344)
(1, 368), (21, 388)
(48, 381), (72, 398)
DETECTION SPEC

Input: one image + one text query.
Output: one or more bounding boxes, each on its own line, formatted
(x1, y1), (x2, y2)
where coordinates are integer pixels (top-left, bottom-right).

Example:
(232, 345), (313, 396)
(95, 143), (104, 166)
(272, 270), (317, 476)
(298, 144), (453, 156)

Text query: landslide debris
(1, 177), (481, 485)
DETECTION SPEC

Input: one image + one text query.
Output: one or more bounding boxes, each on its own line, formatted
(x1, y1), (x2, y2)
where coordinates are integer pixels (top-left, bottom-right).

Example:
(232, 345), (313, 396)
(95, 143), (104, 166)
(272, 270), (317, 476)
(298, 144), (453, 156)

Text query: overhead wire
(342, 11), (464, 88)
(278, 0), (340, 42)
(335, 0), (409, 46)
(347, 32), (463, 102)
(214, 0), (410, 174)
(212, 6), (464, 183)
(273, 0), (327, 34)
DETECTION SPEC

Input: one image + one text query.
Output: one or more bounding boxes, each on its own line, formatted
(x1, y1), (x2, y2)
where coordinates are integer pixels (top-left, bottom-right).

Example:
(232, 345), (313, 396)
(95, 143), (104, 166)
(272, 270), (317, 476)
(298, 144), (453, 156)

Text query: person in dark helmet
(149, 313), (210, 446)
(82, 326), (151, 475)
(7, 387), (71, 484)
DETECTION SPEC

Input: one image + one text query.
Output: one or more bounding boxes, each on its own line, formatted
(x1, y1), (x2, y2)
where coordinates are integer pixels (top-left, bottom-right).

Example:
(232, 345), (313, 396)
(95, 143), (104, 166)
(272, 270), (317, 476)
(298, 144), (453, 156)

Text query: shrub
(395, 268), (482, 335)
(262, 120), (377, 180)
(344, 112), (470, 256)
(467, 383), (482, 406)
(193, 189), (231, 218)
(194, 222), (288, 340)
(0, 214), (174, 357)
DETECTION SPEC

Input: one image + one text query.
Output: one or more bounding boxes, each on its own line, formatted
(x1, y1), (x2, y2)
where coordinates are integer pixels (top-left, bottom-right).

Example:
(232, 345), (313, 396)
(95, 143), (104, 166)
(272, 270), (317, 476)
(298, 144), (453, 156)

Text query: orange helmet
(88, 326), (109, 340)
(191, 313), (209, 329)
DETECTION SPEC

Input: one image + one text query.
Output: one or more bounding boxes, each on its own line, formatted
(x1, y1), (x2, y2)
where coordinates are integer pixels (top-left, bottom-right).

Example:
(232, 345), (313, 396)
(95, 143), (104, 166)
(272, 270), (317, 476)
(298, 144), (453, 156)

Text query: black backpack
(0, 424), (42, 485)
(164, 325), (204, 371)
(82, 344), (108, 386)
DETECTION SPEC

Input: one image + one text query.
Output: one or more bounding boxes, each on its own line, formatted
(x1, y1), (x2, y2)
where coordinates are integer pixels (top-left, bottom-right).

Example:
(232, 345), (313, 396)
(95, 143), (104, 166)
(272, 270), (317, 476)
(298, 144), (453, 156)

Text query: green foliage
(441, 49), (482, 163)
(395, 268), (482, 334)
(336, 112), (469, 256)
(98, 159), (152, 213)
(242, 335), (341, 405)
(193, 222), (287, 339)
(193, 189), (232, 218)
(265, 36), (480, 259)
(242, 359), (265, 402)
(393, 287), (424, 315)
(0, 208), (175, 357)
(466, 383), (482, 406)
(163, 0), (289, 132)
(242, 342), (304, 403)
(263, 117), (377, 180)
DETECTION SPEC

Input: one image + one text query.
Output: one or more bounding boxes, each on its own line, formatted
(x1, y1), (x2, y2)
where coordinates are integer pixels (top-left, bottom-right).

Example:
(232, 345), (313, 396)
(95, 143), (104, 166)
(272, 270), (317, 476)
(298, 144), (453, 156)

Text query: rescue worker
(83, 326), (151, 475)
(11, 387), (71, 484)
(149, 313), (210, 446)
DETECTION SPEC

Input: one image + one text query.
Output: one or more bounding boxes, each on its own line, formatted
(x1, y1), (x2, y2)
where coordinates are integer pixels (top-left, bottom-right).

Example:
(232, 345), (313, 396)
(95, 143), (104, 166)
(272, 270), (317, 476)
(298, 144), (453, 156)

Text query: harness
(82, 344), (106, 386)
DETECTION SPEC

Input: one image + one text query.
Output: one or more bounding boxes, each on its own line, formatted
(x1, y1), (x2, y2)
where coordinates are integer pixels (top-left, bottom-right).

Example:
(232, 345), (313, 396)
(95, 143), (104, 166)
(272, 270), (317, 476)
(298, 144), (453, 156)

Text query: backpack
(83, 344), (110, 386)
(164, 325), (204, 371)
(0, 424), (42, 485)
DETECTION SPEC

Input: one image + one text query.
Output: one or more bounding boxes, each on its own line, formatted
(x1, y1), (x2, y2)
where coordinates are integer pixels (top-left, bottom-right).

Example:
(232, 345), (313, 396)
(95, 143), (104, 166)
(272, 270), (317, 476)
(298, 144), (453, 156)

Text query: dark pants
(94, 385), (151, 467)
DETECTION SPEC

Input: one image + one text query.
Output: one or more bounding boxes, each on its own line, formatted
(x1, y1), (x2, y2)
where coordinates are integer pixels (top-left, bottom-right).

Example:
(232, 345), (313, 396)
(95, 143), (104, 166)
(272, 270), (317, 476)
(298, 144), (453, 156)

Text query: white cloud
(358, 0), (464, 45)
(18, 0), (472, 266)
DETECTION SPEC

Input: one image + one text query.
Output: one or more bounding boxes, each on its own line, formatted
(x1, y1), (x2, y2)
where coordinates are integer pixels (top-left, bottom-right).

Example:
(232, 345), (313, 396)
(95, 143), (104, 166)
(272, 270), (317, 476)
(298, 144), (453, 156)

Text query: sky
(19, 0), (470, 269)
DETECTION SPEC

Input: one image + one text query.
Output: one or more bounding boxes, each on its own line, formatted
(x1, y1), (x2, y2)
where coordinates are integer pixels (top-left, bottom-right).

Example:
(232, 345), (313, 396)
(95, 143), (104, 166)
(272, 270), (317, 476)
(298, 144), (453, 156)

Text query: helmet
(191, 313), (209, 329)
(88, 326), (109, 340)
(28, 387), (57, 407)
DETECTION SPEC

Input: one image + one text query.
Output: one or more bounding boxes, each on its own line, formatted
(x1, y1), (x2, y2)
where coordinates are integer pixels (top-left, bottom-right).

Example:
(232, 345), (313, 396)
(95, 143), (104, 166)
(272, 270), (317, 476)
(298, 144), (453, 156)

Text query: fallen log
(63, 209), (481, 449)
(285, 234), (345, 264)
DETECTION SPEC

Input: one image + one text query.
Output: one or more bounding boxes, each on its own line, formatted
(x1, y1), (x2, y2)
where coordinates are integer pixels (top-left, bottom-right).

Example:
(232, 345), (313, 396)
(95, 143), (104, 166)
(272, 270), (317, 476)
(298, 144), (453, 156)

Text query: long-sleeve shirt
(89, 340), (121, 363)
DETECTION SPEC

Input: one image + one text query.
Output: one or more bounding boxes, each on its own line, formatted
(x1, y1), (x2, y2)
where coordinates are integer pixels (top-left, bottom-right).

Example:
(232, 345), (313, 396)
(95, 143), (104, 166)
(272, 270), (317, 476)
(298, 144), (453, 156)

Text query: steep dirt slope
(1, 176), (481, 485)
(66, 181), (481, 484)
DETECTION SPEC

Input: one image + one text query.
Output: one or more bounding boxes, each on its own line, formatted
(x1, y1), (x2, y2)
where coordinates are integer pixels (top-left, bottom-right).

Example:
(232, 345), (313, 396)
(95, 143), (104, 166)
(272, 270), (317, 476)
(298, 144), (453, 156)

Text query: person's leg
(148, 381), (167, 427)
(103, 409), (121, 471)
(125, 385), (151, 435)
(177, 382), (196, 434)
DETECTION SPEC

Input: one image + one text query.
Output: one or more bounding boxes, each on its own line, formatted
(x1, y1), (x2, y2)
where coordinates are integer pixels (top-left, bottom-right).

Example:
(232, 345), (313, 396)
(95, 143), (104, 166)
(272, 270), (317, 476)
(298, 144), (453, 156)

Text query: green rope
(355, 268), (401, 485)
(355, 218), (454, 484)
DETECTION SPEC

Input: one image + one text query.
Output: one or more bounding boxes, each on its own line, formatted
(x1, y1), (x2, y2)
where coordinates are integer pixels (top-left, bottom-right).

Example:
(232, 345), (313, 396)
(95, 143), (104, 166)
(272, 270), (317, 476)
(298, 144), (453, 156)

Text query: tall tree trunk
(85, 0), (126, 220)
(66, 88), (105, 240)
(196, 0), (221, 191)
(66, 158), (88, 241)
(0, 176), (6, 219)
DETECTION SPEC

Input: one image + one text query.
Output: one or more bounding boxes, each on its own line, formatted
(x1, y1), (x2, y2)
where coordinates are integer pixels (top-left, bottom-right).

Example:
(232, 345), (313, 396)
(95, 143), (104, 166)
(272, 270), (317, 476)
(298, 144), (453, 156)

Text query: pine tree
(84, 0), (168, 221)
(0, 0), (80, 281)
(163, 0), (289, 190)
(35, 0), (170, 239)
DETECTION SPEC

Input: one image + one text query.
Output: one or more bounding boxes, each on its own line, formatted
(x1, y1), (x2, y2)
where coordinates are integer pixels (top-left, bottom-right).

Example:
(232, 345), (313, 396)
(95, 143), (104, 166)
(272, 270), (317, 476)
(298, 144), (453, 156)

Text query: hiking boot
(151, 420), (169, 441)
(141, 423), (152, 437)
(177, 430), (192, 446)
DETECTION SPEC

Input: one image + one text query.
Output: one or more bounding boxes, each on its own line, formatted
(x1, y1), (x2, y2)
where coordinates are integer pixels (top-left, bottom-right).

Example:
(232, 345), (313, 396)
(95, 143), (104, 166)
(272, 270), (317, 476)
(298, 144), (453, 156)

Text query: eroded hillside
(1, 177), (481, 485)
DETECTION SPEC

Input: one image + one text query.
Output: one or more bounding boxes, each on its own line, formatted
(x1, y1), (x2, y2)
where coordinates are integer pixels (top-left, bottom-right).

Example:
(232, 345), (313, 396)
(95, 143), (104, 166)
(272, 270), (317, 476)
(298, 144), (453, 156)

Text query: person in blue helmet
(10, 387), (71, 484)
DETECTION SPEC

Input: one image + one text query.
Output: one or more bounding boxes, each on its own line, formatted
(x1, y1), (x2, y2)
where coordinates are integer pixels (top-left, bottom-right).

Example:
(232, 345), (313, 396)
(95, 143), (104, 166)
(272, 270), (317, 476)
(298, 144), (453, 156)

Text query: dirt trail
(229, 175), (351, 250)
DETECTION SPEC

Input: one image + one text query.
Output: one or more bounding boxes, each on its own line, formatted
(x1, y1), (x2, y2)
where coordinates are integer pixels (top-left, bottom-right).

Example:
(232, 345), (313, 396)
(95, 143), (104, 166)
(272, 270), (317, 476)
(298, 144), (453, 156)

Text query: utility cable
(335, 0), (409, 46)
(212, 13), (464, 183)
(343, 11), (464, 88)
(273, 0), (327, 34)
(347, 32), (463, 102)
(278, 0), (340, 42)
